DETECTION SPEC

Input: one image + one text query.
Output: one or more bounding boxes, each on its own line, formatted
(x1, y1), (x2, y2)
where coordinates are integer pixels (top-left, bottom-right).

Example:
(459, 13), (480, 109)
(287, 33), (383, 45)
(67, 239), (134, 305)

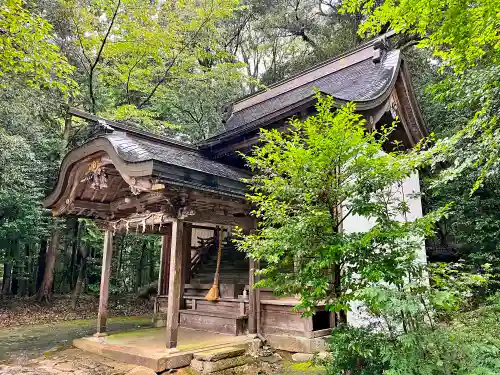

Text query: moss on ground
(106, 327), (159, 339)
(58, 316), (152, 327)
(284, 360), (326, 373)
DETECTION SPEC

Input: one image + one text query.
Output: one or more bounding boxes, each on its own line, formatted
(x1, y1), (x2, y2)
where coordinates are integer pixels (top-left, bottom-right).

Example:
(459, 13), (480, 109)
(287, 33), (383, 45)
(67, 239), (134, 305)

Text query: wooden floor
(73, 326), (251, 372)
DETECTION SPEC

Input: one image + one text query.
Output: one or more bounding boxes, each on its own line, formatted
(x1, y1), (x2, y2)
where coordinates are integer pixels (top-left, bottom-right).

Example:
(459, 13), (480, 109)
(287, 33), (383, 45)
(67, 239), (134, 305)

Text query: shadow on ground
(0, 316), (152, 363)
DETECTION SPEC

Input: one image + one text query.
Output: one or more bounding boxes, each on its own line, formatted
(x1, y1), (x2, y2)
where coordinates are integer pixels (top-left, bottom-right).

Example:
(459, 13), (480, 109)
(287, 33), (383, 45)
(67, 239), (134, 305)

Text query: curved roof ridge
(232, 31), (396, 112)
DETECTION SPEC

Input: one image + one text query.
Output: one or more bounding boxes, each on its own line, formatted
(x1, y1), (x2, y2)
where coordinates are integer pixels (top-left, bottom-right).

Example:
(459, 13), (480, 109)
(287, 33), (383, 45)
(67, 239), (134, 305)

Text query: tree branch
(396, 33), (423, 51)
(72, 18), (91, 71)
(89, 0), (121, 113)
(126, 53), (146, 105)
(138, 3), (215, 109)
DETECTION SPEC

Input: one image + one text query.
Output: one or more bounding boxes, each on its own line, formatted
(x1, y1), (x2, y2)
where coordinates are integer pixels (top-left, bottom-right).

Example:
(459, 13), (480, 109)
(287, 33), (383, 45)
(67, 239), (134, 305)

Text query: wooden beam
(97, 229), (113, 334)
(165, 219), (184, 348)
(110, 179), (125, 201)
(186, 211), (254, 228)
(73, 199), (110, 212)
(188, 192), (249, 211)
(181, 223), (192, 307)
(109, 191), (166, 212)
(255, 259), (261, 336)
(248, 258), (257, 334)
(160, 228), (172, 295)
(52, 160), (92, 216)
(100, 175), (117, 202)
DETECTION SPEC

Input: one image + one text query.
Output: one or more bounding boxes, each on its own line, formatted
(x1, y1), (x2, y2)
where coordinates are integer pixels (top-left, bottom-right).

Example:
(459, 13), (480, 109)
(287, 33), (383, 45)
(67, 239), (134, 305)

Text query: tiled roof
(204, 47), (400, 143)
(103, 131), (248, 182)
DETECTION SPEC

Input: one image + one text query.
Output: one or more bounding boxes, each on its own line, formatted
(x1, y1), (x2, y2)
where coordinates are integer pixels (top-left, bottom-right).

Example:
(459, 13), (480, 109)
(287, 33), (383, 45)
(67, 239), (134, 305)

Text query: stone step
(179, 309), (247, 336)
(191, 346), (248, 374)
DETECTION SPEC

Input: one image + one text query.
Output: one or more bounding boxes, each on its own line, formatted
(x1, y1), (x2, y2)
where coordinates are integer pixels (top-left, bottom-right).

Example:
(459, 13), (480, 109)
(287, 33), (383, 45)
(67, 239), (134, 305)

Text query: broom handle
(213, 227), (222, 286)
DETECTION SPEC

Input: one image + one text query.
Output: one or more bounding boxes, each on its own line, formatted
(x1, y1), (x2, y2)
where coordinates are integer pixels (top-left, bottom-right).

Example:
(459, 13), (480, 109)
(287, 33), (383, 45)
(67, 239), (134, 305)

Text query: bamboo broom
(205, 227), (222, 301)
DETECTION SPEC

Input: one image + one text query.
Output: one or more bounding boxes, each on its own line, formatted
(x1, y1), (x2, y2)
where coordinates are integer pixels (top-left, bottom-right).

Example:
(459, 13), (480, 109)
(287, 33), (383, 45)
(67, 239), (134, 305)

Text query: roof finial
(372, 34), (391, 63)
(98, 119), (114, 133)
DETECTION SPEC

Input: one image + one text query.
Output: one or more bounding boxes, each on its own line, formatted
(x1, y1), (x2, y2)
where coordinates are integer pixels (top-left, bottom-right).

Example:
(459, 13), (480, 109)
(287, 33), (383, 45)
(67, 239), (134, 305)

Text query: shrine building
(44, 33), (427, 370)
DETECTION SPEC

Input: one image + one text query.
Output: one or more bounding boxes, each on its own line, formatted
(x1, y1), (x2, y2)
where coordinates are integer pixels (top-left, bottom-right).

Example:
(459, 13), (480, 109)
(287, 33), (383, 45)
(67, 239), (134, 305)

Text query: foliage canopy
(0, 0), (75, 92)
(235, 94), (445, 313)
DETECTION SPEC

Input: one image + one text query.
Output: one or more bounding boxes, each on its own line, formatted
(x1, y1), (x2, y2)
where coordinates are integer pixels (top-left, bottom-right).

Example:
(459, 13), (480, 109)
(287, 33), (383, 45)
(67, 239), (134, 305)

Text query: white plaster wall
(343, 171), (426, 327)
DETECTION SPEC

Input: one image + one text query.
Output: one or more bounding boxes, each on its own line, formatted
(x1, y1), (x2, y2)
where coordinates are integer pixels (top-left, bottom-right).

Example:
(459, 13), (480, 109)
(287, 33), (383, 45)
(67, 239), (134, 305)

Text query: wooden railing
(190, 237), (215, 273)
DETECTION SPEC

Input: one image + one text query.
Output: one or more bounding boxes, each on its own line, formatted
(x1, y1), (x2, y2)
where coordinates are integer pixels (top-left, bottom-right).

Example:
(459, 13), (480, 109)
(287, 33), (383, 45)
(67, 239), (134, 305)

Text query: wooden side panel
(260, 303), (308, 337)
(179, 311), (247, 335)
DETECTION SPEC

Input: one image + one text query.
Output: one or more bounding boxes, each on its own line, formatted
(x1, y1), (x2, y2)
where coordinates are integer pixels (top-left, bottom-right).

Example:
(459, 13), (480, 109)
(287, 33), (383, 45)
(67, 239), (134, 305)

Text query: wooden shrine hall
(43, 33), (427, 354)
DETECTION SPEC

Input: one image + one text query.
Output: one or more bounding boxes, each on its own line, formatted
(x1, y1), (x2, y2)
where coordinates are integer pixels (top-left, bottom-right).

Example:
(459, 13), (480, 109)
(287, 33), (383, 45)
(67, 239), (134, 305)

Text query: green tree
(340, 0), (500, 194)
(234, 94), (444, 316)
(0, 0), (74, 92)
(53, 0), (245, 137)
(341, 0), (498, 72)
(223, 0), (362, 87)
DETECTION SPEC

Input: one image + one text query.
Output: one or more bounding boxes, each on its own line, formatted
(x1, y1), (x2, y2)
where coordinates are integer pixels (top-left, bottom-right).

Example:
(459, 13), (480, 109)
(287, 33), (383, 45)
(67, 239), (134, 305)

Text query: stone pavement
(0, 347), (326, 375)
(0, 348), (138, 375)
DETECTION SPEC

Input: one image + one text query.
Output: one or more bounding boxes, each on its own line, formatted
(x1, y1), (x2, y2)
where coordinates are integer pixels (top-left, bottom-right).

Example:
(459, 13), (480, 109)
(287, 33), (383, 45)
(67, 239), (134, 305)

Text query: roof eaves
(68, 107), (198, 152)
(231, 31), (397, 113)
(199, 50), (402, 149)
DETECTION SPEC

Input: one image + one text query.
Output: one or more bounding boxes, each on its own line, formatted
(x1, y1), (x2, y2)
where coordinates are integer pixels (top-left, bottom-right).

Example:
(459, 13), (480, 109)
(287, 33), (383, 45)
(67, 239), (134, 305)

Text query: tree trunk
(16, 243), (29, 296)
(69, 219), (80, 290)
(2, 263), (12, 295)
(36, 230), (60, 303)
(71, 244), (88, 310)
(28, 243), (36, 296)
(148, 243), (155, 286)
(116, 234), (123, 281)
(36, 239), (47, 291)
(136, 242), (146, 290)
(333, 263), (347, 325)
(11, 241), (20, 295)
(62, 99), (73, 153)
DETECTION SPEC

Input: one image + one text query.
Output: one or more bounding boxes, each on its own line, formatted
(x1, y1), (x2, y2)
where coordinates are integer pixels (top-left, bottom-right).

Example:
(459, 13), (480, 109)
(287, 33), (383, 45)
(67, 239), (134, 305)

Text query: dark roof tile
(222, 50), (400, 133)
(104, 132), (248, 182)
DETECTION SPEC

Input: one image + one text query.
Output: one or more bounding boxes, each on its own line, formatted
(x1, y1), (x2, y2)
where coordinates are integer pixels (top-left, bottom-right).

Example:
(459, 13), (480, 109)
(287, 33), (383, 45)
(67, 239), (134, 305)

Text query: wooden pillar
(180, 223), (192, 308)
(97, 229), (113, 334)
(182, 223), (192, 284)
(165, 219), (184, 348)
(248, 258), (257, 334)
(159, 228), (172, 295)
(255, 259), (261, 336)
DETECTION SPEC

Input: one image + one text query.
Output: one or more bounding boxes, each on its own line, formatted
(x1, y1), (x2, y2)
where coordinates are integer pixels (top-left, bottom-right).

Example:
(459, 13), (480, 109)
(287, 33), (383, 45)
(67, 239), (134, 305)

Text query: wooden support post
(97, 229), (113, 334)
(165, 219), (184, 349)
(159, 230), (171, 295)
(180, 223), (192, 309)
(182, 224), (192, 283)
(255, 260), (261, 336)
(248, 258), (257, 334)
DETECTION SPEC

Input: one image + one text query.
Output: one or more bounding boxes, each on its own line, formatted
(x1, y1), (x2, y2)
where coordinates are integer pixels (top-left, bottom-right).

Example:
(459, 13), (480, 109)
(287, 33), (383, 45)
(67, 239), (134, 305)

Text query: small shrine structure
(44, 33), (428, 355)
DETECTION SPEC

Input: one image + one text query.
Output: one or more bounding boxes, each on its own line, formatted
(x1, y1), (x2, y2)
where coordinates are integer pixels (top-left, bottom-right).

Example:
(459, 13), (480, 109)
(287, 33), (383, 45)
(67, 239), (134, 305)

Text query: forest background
(0, 0), (498, 317)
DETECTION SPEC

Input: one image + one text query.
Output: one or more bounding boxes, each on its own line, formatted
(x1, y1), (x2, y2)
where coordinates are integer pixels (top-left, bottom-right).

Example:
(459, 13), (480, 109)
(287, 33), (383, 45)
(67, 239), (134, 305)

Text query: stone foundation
(265, 334), (329, 353)
(190, 346), (249, 374)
